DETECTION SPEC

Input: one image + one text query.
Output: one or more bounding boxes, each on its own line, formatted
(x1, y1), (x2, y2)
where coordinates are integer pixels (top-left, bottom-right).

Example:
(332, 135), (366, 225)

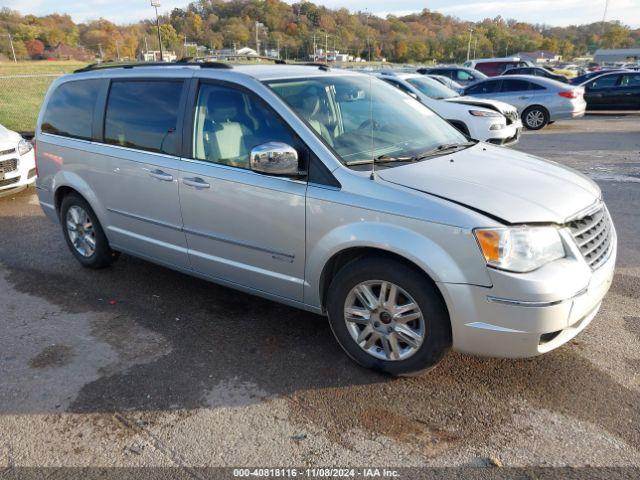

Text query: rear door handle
(183, 177), (211, 189)
(149, 169), (173, 181)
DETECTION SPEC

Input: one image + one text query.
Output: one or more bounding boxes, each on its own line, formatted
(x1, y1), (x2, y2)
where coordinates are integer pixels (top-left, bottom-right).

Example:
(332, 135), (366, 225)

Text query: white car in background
(373, 72), (522, 146)
(0, 124), (36, 193)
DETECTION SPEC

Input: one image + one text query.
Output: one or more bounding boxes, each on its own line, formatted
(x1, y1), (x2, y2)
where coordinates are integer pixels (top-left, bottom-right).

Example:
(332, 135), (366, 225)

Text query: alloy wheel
(525, 109), (545, 128)
(66, 205), (96, 258)
(344, 280), (425, 361)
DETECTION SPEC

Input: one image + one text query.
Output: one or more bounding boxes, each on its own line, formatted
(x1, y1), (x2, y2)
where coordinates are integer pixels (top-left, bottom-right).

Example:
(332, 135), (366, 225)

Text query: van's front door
(94, 78), (190, 268)
(178, 81), (307, 301)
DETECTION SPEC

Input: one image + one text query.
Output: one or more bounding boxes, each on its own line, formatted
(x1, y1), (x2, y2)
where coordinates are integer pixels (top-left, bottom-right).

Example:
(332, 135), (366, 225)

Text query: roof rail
(305, 62), (331, 71)
(73, 61), (233, 73)
(203, 54), (286, 64)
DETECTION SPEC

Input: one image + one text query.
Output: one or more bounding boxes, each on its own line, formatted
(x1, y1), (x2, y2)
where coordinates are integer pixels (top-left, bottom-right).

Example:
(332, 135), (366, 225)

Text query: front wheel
(522, 106), (549, 130)
(326, 257), (451, 376)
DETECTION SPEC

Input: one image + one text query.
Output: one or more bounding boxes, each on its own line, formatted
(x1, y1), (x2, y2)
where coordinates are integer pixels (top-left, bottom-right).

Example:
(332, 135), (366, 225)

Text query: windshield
(266, 75), (467, 168)
(405, 77), (459, 99)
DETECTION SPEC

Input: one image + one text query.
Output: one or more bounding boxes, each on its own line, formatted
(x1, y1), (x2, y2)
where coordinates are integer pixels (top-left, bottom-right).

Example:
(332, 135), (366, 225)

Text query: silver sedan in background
(462, 75), (586, 130)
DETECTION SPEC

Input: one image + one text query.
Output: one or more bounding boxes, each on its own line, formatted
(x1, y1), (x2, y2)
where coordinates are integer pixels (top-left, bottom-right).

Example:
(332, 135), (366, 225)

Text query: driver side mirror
(250, 142), (300, 176)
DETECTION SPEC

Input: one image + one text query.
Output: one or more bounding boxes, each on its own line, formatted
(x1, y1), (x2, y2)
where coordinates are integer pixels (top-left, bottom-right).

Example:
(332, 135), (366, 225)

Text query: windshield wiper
(413, 141), (476, 159)
(344, 141), (476, 166)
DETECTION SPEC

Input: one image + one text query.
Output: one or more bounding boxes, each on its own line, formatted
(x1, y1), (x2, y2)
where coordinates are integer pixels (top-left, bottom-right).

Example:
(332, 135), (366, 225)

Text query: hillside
(1, 0), (639, 63)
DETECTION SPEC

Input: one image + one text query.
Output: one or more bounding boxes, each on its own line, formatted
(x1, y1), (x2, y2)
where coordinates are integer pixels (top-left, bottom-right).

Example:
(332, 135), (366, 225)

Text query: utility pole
(115, 40), (120, 61)
(3, 34), (17, 63)
(365, 10), (371, 62)
(98, 42), (104, 61)
(313, 32), (316, 61)
(473, 37), (478, 58)
(466, 27), (474, 61)
(151, 0), (163, 61)
(505, 41), (509, 56)
(255, 21), (260, 56)
(325, 32), (328, 64)
(601, 0), (610, 48)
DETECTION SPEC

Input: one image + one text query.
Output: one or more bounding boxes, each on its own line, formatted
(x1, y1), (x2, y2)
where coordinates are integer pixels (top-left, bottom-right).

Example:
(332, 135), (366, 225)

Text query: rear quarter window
(41, 79), (102, 140)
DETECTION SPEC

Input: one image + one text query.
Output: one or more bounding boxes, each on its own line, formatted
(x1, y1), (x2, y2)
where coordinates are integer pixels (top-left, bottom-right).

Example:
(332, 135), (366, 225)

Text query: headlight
(18, 138), (33, 156)
(469, 109), (502, 117)
(474, 226), (565, 273)
(489, 123), (505, 130)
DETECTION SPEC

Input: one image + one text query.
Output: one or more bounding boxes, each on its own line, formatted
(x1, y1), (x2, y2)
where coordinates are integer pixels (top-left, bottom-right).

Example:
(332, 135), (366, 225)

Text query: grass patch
(0, 61), (88, 133)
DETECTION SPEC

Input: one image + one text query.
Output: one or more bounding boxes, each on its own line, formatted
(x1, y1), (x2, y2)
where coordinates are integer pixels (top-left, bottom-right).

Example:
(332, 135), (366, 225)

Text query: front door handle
(149, 169), (173, 181)
(183, 177), (211, 189)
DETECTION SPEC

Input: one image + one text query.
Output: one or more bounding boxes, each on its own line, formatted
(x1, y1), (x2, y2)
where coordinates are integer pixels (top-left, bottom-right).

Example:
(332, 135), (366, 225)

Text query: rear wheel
(326, 257), (451, 376)
(60, 193), (119, 268)
(522, 106), (549, 130)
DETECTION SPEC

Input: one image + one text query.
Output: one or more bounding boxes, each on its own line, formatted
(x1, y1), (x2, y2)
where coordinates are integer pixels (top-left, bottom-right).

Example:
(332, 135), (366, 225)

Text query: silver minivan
(35, 63), (616, 375)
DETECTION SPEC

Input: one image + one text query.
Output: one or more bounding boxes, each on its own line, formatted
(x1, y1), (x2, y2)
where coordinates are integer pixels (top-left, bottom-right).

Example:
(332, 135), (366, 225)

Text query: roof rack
(73, 60), (233, 73)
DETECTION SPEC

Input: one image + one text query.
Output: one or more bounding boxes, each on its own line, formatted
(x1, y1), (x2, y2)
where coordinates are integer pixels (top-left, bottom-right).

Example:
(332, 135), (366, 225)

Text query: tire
(522, 106), (549, 130)
(326, 257), (451, 376)
(59, 193), (119, 269)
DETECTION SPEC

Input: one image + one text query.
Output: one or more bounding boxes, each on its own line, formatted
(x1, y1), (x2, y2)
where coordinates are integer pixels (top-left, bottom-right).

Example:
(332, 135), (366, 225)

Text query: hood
(0, 124), (20, 147)
(378, 143), (600, 224)
(444, 96), (517, 116)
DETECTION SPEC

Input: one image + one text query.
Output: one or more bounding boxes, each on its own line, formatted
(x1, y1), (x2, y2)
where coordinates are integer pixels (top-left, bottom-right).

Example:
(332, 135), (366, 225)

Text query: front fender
(304, 218), (492, 308)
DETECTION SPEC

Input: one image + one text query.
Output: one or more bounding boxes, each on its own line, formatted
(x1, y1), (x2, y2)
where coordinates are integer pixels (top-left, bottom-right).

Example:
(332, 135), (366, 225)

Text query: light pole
(466, 27), (474, 61)
(151, 0), (163, 62)
(1, 34), (16, 62)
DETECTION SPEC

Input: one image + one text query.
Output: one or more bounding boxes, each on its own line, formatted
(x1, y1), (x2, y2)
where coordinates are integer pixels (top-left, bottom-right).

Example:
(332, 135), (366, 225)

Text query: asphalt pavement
(0, 114), (638, 473)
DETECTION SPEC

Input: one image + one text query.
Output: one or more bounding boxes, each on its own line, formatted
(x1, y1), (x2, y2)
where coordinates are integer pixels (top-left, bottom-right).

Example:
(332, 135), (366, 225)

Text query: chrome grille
(0, 148), (15, 156)
(566, 207), (613, 270)
(0, 158), (18, 173)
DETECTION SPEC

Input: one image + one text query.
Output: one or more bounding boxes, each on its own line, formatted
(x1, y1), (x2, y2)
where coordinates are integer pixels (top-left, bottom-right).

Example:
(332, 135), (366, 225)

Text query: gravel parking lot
(0, 115), (639, 473)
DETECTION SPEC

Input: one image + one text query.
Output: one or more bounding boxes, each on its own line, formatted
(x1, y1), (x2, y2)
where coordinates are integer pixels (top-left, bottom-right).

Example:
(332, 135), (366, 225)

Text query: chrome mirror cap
(250, 142), (299, 176)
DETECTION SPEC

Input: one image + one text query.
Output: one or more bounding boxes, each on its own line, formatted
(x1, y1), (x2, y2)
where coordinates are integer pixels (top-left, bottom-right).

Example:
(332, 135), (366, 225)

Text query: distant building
(44, 43), (93, 61)
(209, 47), (258, 59)
(594, 48), (640, 63)
(517, 51), (562, 64)
(142, 50), (177, 62)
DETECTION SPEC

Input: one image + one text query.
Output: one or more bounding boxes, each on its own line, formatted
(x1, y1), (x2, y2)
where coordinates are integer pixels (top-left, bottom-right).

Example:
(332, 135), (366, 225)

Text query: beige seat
(203, 93), (253, 167)
(300, 91), (334, 147)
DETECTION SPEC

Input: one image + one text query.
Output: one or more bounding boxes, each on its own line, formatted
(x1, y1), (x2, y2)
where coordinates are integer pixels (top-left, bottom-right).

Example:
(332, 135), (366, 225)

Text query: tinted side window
(193, 83), (296, 169)
(529, 82), (546, 91)
(466, 80), (500, 94)
(456, 70), (473, 81)
(588, 75), (620, 89)
(42, 80), (101, 140)
(104, 80), (183, 155)
(620, 73), (640, 86)
(500, 79), (531, 92)
(384, 79), (413, 95)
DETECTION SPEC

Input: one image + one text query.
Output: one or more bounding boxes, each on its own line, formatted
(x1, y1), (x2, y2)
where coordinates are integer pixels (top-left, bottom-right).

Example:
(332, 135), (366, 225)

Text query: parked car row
(373, 71), (522, 144)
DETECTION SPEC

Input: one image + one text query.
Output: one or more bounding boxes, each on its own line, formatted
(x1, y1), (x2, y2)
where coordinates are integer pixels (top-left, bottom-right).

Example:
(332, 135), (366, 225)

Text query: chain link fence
(0, 74), (62, 135)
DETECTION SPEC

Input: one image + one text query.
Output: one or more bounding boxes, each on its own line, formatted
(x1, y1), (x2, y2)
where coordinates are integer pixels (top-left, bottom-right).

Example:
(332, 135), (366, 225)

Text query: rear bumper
(0, 151), (36, 192)
(551, 105), (586, 121)
(439, 237), (616, 358)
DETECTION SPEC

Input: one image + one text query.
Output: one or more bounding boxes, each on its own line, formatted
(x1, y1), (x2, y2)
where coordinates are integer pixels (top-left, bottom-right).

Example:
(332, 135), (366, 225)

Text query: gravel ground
(0, 114), (638, 475)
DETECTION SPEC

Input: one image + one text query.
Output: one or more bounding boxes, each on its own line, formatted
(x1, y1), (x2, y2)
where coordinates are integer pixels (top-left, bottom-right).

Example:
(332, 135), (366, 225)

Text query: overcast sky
(5, 0), (640, 27)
